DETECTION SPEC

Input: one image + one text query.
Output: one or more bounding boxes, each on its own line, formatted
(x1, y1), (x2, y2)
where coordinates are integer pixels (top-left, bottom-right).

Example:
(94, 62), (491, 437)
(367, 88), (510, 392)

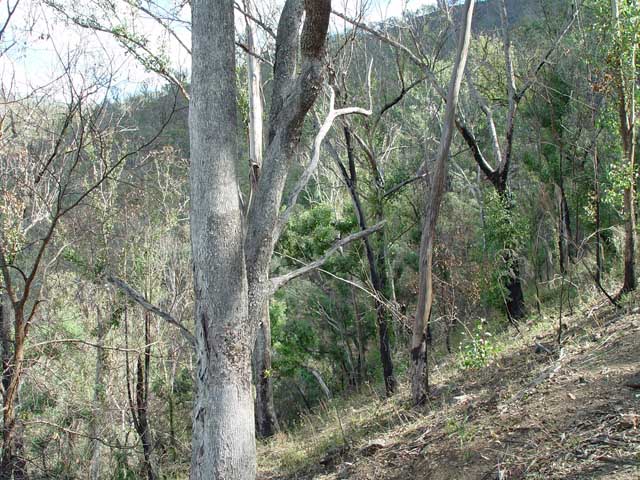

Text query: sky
(0, 0), (436, 98)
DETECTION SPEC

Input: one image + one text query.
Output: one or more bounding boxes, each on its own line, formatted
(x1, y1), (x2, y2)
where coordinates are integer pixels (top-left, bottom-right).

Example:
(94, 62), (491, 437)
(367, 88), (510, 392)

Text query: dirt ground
(259, 298), (640, 479)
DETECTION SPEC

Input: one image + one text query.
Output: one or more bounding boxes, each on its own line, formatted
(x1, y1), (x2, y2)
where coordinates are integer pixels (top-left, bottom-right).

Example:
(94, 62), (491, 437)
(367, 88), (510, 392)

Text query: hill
(258, 295), (640, 479)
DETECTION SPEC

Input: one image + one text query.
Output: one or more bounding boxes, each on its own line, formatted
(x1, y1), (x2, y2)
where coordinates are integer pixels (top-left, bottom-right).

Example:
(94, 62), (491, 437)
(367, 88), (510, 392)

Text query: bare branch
(275, 85), (372, 241)
(270, 221), (385, 294)
(516, 5), (580, 100)
(384, 172), (428, 199)
(105, 274), (195, 347)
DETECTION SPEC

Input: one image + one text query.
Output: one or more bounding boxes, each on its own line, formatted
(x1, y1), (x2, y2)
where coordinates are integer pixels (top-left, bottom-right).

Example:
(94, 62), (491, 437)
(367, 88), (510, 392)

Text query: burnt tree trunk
(252, 303), (279, 438)
(334, 126), (396, 395)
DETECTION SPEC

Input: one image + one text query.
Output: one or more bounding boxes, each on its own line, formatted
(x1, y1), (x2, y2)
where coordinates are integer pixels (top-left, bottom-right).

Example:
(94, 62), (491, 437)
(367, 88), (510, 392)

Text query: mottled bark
(244, 2), (280, 438)
(189, 0), (331, 476)
(190, 0), (253, 477)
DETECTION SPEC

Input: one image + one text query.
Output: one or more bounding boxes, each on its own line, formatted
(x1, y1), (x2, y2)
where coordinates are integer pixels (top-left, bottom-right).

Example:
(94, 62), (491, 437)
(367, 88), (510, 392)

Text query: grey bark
(189, 0), (253, 478)
(189, 0), (331, 477)
(243, 2), (280, 438)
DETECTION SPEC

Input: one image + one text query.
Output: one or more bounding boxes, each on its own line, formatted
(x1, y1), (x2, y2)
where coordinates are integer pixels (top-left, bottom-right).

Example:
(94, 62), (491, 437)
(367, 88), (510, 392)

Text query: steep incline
(259, 297), (640, 479)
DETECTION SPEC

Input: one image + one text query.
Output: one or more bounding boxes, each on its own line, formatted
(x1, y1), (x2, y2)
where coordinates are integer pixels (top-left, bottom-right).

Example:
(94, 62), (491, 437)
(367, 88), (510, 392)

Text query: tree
(189, 0), (366, 477)
(410, 0), (475, 406)
(241, 0), (280, 439)
(610, 0), (637, 295)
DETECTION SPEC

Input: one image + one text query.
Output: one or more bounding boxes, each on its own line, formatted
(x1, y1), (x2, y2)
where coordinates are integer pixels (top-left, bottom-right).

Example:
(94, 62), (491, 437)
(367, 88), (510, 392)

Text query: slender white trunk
(246, 1), (263, 192)
(411, 0), (475, 405)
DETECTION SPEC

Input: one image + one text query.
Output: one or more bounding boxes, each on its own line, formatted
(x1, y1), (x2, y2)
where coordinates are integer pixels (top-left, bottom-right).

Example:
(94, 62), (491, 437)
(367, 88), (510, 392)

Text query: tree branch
(105, 274), (195, 347)
(270, 221), (385, 294)
(275, 81), (372, 242)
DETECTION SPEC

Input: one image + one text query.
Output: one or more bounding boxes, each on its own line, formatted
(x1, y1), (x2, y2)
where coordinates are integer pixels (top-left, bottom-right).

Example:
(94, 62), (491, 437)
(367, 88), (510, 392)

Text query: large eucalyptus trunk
(411, 0), (474, 405)
(189, 0), (330, 476)
(189, 0), (254, 477)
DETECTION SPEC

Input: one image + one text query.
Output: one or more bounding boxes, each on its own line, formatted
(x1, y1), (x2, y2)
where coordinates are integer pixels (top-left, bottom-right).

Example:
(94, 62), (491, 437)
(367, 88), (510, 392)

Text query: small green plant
(445, 415), (476, 449)
(458, 320), (498, 370)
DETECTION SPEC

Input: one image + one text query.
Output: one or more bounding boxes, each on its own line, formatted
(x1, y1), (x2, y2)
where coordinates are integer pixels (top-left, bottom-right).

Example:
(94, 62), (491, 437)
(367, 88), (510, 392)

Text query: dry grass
(258, 294), (640, 479)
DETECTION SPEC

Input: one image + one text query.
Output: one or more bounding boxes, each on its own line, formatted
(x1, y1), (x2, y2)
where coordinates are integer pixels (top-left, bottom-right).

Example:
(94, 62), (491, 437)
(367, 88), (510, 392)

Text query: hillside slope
(258, 296), (640, 479)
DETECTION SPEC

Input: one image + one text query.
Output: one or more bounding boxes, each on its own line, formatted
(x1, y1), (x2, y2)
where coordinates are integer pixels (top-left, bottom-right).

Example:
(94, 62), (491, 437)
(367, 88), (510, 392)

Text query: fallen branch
(501, 348), (567, 408)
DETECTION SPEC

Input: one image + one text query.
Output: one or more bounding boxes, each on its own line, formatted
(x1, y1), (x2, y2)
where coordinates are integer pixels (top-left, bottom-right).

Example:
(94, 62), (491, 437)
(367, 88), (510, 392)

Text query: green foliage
(280, 204), (356, 262)
(21, 388), (57, 416)
(112, 448), (138, 480)
(604, 159), (635, 212)
(481, 190), (527, 309)
(458, 320), (498, 370)
(60, 310), (84, 338)
(271, 296), (319, 376)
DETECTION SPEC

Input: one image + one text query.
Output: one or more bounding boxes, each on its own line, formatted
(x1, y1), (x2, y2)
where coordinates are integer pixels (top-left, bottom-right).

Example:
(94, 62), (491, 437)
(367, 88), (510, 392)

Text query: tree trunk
(495, 182), (526, 322)
(190, 0), (330, 475)
(190, 0), (254, 477)
(411, 0), (474, 406)
(375, 303), (395, 395)
(337, 127), (396, 395)
(503, 250), (526, 322)
(621, 161), (636, 294)
(612, 0), (637, 295)
(1, 304), (27, 480)
(137, 313), (155, 480)
(244, 2), (280, 438)
(351, 284), (366, 386)
(253, 302), (279, 438)
(594, 145), (602, 285)
(245, 0), (264, 199)
(556, 183), (572, 275)
(89, 307), (107, 480)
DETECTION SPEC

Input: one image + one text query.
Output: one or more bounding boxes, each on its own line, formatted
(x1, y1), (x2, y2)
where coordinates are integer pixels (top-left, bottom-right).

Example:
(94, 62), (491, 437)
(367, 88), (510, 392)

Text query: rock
(360, 439), (388, 456)
(624, 373), (640, 389)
